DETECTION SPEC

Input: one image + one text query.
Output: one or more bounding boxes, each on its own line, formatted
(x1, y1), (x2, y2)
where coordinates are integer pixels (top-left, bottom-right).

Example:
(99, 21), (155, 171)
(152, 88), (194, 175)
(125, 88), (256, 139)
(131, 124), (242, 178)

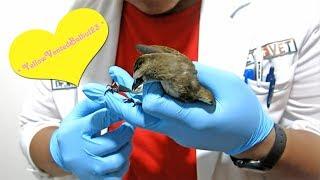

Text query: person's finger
(83, 83), (130, 120)
(142, 82), (189, 119)
(66, 98), (105, 119)
(82, 108), (109, 135)
(109, 66), (134, 89)
(99, 163), (129, 180)
(83, 83), (140, 106)
(88, 142), (132, 175)
(82, 83), (108, 105)
(142, 82), (215, 128)
(109, 66), (143, 99)
(109, 91), (159, 128)
(83, 82), (161, 128)
(84, 123), (134, 156)
(195, 62), (259, 109)
(194, 63), (246, 100)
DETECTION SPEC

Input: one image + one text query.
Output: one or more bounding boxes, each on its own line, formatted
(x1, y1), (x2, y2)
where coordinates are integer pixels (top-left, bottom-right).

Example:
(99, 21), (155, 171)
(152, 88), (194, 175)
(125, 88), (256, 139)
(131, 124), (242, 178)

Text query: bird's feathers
(134, 53), (194, 80)
(133, 44), (215, 105)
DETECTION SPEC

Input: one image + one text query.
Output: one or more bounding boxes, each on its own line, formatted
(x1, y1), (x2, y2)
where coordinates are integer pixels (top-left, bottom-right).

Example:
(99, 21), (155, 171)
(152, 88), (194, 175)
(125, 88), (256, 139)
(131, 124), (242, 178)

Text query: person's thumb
(83, 108), (109, 136)
(65, 98), (105, 120)
(109, 66), (134, 89)
(142, 82), (183, 120)
(82, 83), (108, 105)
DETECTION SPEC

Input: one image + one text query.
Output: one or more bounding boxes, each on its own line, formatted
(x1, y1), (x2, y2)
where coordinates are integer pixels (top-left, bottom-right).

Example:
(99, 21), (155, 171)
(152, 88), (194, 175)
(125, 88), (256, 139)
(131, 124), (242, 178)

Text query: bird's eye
(134, 58), (144, 71)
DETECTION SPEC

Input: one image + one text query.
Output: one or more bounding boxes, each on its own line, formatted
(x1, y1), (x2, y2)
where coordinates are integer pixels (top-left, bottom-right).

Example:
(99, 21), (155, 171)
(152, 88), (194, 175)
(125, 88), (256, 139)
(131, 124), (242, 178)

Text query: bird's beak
(132, 77), (144, 92)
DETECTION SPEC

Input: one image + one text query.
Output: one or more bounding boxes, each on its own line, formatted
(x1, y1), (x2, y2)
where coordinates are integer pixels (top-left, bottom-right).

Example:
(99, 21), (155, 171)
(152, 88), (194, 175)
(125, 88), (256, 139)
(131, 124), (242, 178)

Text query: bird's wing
(136, 53), (194, 81)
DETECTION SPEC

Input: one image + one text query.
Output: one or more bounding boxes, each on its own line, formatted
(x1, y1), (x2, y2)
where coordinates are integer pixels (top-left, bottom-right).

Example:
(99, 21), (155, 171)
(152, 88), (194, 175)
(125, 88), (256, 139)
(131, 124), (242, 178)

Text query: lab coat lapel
(72, 0), (123, 85)
(52, 86), (78, 118)
(196, 0), (252, 179)
(52, 0), (123, 118)
(198, 0), (251, 77)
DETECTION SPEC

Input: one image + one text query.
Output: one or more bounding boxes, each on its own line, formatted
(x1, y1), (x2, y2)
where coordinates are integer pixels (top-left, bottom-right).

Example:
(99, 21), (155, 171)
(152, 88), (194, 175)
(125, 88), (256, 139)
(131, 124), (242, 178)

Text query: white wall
(0, 0), (74, 179)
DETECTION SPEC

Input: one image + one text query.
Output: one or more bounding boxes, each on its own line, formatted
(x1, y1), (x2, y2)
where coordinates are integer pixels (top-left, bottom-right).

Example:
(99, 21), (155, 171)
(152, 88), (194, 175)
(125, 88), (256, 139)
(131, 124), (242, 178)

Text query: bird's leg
(104, 82), (120, 95)
(105, 82), (142, 106)
(123, 98), (142, 107)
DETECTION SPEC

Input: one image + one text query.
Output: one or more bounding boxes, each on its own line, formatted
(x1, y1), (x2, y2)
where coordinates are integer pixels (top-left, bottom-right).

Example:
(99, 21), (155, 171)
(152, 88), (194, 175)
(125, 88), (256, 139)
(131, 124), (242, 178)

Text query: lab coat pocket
(246, 67), (294, 122)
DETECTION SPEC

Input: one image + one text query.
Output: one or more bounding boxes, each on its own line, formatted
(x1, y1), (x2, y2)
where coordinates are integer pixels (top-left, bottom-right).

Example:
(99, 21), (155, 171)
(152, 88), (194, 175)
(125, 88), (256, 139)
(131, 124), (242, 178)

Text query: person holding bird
(20, 0), (320, 180)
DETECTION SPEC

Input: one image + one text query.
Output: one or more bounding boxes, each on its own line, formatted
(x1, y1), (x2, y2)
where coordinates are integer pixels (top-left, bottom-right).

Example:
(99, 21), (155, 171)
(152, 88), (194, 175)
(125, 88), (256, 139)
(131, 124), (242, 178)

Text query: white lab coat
(19, 0), (320, 179)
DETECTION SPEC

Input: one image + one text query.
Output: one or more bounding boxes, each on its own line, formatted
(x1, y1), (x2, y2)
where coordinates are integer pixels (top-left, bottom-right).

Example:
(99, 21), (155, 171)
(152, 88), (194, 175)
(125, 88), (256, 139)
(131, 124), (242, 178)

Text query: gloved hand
(83, 64), (274, 155)
(50, 98), (133, 179)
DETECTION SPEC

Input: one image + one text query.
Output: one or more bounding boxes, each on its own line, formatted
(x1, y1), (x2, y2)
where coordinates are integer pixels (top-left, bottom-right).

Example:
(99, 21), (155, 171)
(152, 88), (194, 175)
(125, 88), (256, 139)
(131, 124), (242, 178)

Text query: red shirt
(115, 1), (201, 179)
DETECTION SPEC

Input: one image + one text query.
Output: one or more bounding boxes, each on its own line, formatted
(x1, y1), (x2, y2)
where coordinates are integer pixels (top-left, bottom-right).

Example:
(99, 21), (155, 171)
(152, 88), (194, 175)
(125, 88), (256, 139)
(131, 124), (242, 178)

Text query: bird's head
(132, 44), (187, 92)
(132, 56), (147, 92)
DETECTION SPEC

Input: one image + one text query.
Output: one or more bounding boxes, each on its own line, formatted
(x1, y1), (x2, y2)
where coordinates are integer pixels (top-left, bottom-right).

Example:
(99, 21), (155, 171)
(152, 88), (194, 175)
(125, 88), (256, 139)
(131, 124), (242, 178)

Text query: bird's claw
(104, 82), (120, 95)
(123, 98), (142, 107)
(104, 82), (141, 106)
(104, 88), (115, 95)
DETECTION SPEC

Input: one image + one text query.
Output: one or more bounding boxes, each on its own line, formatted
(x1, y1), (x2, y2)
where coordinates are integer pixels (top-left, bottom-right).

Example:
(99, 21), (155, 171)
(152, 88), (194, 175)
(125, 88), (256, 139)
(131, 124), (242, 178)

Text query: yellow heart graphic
(9, 8), (108, 86)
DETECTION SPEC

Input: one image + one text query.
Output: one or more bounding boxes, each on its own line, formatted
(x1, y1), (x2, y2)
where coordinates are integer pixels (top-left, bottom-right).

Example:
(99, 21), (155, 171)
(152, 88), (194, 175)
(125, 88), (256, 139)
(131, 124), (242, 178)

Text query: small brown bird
(132, 44), (215, 105)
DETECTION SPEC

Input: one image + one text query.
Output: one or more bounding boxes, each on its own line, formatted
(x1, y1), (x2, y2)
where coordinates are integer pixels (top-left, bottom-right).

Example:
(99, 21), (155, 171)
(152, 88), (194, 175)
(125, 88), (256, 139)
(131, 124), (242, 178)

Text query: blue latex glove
(50, 98), (133, 179)
(83, 64), (274, 155)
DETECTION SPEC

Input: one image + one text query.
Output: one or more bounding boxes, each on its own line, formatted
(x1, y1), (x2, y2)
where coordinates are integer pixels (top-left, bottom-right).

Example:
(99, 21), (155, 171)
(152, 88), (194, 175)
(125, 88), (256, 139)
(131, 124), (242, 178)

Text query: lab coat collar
(53, 0), (124, 118)
(196, 0), (252, 179)
(198, 0), (252, 77)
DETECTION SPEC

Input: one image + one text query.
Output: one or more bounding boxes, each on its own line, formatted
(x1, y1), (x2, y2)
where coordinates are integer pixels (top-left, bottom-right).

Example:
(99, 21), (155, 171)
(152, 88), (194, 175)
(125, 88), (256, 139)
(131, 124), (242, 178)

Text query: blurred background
(0, 0), (74, 179)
